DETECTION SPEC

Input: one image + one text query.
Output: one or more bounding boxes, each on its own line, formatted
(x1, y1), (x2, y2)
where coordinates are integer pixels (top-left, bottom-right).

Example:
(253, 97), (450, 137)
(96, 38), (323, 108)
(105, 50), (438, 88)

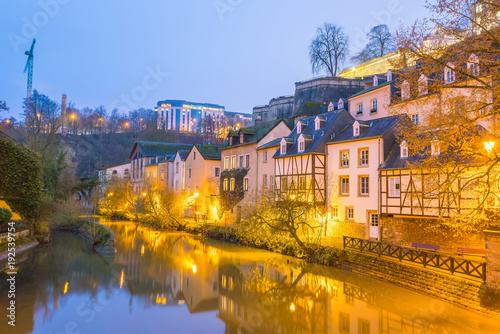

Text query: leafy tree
(352, 24), (395, 64)
(309, 23), (349, 77)
(392, 0), (500, 229)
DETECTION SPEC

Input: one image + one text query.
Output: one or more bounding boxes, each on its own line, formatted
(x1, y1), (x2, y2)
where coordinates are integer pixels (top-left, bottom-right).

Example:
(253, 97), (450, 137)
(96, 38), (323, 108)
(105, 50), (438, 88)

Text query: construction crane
(24, 38), (36, 101)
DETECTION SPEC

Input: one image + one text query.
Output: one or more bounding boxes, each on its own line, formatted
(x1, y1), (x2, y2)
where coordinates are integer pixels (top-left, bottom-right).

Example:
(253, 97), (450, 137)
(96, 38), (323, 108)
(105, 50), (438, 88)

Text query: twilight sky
(0, 0), (429, 119)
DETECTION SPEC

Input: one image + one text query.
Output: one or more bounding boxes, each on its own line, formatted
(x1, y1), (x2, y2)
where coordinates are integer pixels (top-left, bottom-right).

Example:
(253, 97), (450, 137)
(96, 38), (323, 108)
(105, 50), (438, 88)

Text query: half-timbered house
(273, 109), (355, 209)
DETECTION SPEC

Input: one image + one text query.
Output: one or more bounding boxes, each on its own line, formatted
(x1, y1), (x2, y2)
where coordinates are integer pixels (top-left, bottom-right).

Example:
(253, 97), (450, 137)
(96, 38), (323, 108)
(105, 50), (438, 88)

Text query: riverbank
(0, 238), (39, 262)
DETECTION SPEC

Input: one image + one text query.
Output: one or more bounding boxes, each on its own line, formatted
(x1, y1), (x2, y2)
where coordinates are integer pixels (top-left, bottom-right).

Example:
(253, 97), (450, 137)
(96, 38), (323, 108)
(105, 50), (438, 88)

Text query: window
(230, 178), (235, 191)
(371, 99), (377, 112)
(389, 177), (401, 197)
(340, 150), (349, 167)
(187, 186), (191, 194)
(373, 75), (379, 86)
(161, 172), (164, 182)
(354, 124), (359, 136)
(331, 206), (338, 219)
(356, 103), (363, 115)
(263, 151), (268, 162)
(153, 171), (157, 181)
(195, 185), (199, 193)
(386, 69), (392, 81)
(359, 176), (369, 196)
(445, 64), (455, 84)
(400, 140), (408, 158)
(245, 154), (250, 168)
(224, 157), (229, 170)
(340, 177), (349, 195)
(240, 132), (244, 144)
(411, 113), (419, 126)
(297, 122), (301, 134)
(359, 148), (369, 166)
(270, 176), (274, 190)
(299, 175), (306, 190)
(281, 142), (287, 155)
(214, 167), (221, 177)
(263, 174), (268, 188)
(223, 179), (229, 191)
(281, 177), (287, 192)
(188, 168), (192, 178)
(175, 180), (179, 190)
(338, 99), (344, 110)
(468, 54), (480, 76)
(239, 155), (244, 168)
(231, 156), (236, 169)
(370, 213), (379, 226)
(244, 178), (249, 191)
(359, 319), (370, 334)
(146, 171), (150, 180)
(193, 151), (196, 160)
(339, 313), (350, 334)
(315, 117), (321, 130)
(431, 141), (440, 156)
(402, 81), (410, 100)
(418, 74), (428, 96)
(346, 207), (354, 220)
(298, 138), (305, 152)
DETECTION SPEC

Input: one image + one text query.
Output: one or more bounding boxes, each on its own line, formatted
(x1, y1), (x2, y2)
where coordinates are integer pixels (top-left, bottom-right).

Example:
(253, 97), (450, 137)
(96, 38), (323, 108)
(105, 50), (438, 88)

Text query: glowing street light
(484, 141), (495, 153)
(142, 192), (147, 197)
(192, 264), (197, 274)
(290, 194), (296, 200)
(289, 303), (296, 312)
(194, 192), (199, 198)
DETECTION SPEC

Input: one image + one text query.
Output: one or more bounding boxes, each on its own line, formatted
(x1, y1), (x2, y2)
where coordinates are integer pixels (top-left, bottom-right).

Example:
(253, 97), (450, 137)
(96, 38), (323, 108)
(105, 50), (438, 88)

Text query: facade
(348, 73), (393, 121)
(170, 150), (190, 192)
(220, 119), (294, 211)
(184, 144), (223, 219)
(156, 100), (225, 132)
(129, 141), (193, 193)
(98, 163), (131, 186)
(326, 116), (406, 240)
(274, 110), (355, 209)
(255, 139), (280, 194)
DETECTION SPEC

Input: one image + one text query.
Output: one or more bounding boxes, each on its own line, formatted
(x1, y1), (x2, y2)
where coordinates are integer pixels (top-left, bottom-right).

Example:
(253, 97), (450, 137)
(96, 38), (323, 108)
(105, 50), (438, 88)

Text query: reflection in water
(0, 221), (498, 334)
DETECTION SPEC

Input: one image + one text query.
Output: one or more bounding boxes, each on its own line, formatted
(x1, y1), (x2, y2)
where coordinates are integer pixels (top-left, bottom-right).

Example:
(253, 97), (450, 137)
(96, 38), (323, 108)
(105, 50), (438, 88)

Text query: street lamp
(484, 141), (495, 153)
(70, 114), (76, 135)
(194, 192), (199, 222)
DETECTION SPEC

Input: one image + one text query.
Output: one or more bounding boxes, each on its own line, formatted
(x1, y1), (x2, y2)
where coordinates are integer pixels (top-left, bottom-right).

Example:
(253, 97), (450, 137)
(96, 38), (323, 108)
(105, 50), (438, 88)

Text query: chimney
(322, 102), (327, 113)
(255, 116), (263, 125)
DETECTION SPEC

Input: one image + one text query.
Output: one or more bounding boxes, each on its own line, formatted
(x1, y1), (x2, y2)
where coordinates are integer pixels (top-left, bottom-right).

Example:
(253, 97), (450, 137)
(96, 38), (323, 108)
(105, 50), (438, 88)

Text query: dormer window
(315, 117), (321, 130)
(328, 102), (335, 112)
(298, 136), (305, 152)
(387, 70), (393, 82)
(240, 132), (244, 144)
(445, 63), (455, 84)
(373, 76), (379, 86)
(467, 54), (479, 76)
(400, 140), (408, 158)
(418, 74), (428, 96)
(402, 80), (410, 100)
(297, 122), (301, 134)
(280, 139), (287, 155)
(431, 141), (440, 156)
(353, 121), (360, 136)
(338, 99), (344, 110)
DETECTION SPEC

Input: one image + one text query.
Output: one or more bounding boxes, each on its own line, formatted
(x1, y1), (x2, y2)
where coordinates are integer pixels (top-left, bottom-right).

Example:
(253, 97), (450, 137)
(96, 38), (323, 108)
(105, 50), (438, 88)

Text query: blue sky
(0, 0), (428, 119)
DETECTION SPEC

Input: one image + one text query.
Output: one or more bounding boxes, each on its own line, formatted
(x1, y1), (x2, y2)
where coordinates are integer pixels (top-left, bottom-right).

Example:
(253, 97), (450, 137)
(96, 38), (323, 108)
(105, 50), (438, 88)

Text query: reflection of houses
(274, 110), (354, 207)
(326, 115), (408, 240)
(129, 141), (192, 193)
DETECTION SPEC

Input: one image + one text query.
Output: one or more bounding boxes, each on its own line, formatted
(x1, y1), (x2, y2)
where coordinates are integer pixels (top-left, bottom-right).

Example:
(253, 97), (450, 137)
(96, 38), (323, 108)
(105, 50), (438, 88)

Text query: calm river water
(1, 221), (499, 334)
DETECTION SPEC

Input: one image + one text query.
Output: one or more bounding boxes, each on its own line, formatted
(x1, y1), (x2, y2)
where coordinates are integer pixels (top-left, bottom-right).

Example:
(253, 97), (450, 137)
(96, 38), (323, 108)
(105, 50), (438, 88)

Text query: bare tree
(352, 24), (396, 64)
(309, 23), (349, 77)
(391, 0), (500, 228)
(0, 100), (8, 112)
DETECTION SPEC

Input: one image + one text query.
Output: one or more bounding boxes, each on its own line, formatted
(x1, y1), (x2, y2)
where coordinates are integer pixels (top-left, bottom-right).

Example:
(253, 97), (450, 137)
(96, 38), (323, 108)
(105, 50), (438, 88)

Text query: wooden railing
(343, 236), (487, 282)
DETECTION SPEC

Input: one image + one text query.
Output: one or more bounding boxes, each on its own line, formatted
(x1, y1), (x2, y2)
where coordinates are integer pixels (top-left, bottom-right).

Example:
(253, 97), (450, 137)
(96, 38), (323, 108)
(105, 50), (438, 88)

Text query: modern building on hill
(129, 141), (193, 193)
(156, 100), (225, 132)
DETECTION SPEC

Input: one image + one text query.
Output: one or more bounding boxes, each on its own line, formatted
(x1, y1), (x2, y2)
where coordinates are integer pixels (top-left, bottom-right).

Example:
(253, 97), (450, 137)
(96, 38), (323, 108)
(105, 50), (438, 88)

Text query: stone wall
(343, 251), (499, 318)
(485, 229), (500, 291)
(381, 216), (485, 251)
(325, 220), (365, 239)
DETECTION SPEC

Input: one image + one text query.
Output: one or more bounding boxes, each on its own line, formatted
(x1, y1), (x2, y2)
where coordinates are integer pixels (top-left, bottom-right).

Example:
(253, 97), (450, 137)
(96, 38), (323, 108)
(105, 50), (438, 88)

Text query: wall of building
(325, 220), (366, 239)
(381, 216), (485, 251)
(348, 86), (392, 121)
(256, 146), (278, 194)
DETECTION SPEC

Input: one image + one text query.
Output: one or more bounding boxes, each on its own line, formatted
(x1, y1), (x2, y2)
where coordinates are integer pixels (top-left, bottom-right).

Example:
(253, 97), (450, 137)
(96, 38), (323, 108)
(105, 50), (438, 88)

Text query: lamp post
(194, 192), (199, 222)
(70, 114), (76, 135)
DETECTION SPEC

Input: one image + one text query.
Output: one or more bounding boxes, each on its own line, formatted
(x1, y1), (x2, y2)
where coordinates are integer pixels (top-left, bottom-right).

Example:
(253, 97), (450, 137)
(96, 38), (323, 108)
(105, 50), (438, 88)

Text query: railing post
(482, 262), (487, 282)
(450, 257), (455, 275)
(398, 247), (402, 262)
(423, 252), (427, 268)
(343, 236), (346, 249)
(378, 243), (381, 257)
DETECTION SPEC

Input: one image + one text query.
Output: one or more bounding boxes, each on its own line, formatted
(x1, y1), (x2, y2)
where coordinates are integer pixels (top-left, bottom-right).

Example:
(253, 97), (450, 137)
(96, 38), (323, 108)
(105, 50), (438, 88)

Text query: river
(0, 221), (499, 333)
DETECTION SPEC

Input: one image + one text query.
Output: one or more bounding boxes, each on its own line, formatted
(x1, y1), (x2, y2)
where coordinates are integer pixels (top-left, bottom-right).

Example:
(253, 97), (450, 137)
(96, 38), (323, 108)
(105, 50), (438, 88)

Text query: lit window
(402, 81), (410, 100)
(340, 177), (349, 195)
(340, 151), (349, 167)
(161, 172), (164, 182)
(389, 177), (401, 197)
(214, 167), (220, 177)
(224, 157), (229, 170)
(230, 178), (235, 191)
(299, 175), (306, 190)
(223, 179), (229, 191)
(359, 176), (369, 196)
(231, 156), (236, 168)
(359, 149), (368, 166)
(244, 178), (249, 191)
(331, 207), (338, 219)
(280, 177), (287, 192)
(346, 207), (354, 220)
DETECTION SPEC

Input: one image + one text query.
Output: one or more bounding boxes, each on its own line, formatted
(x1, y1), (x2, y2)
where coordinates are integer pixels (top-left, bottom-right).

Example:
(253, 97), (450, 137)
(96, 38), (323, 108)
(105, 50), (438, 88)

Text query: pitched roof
(274, 109), (355, 158)
(223, 119), (292, 149)
(129, 141), (193, 159)
(257, 138), (281, 150)
(348, 81), (392, 99)
(194, 144), (222, 160)
(328, 115), (405, 144)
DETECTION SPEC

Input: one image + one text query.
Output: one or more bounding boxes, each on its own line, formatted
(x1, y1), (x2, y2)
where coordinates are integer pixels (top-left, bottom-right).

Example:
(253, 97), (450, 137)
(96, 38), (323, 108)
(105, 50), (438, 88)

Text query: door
(369, 213), (379, 239)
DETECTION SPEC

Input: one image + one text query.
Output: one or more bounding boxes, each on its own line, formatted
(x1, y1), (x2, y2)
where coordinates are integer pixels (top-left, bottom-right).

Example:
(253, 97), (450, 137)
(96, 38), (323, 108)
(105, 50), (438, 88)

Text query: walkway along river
(0, 221), (499, 333)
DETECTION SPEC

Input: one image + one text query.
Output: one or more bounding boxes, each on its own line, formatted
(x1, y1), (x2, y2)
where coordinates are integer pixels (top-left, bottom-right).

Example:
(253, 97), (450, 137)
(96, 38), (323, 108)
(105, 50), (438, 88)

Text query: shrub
(0, 208), (13, 223)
